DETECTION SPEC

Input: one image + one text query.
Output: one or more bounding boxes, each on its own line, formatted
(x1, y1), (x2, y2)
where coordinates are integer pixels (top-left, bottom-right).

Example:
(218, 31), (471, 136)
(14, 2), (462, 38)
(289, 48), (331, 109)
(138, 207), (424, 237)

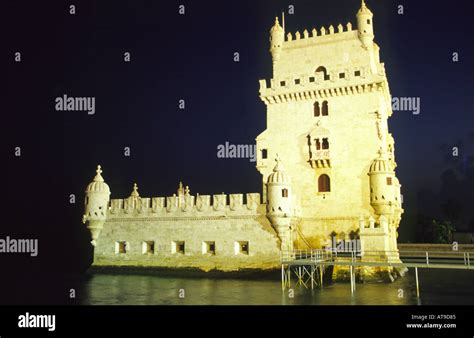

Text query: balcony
(309, 149), (331, 168)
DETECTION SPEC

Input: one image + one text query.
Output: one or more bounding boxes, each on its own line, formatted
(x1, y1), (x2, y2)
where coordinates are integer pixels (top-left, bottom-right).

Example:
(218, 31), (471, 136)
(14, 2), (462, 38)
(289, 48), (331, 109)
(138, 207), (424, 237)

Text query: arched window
(318, 174), (331, 192)
(316, 66), (330, 81)
(282, 188), (288, 198)
(314, 102), (320, 117)
(322, 101), (329, 116)
(316, 139), (321, 150)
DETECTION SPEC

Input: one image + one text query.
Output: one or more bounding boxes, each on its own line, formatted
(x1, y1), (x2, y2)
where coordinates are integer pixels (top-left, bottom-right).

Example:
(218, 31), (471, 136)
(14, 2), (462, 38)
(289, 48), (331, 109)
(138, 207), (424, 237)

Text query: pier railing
(280, 249), (472, 268)
(280, 249), (473, 296)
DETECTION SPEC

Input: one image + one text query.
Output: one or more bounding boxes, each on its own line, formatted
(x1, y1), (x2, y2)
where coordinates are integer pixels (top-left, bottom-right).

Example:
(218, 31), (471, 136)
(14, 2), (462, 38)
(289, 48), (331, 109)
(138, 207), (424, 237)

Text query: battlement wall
(284, 22), (356, 46)
(108, 192), (263, 219)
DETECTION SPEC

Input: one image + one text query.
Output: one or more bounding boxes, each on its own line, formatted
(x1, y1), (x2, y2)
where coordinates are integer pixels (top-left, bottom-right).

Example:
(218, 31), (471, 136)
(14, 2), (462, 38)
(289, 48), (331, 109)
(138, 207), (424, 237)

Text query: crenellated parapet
(108, 183), (263, 219)
(285, 22), (355, 44)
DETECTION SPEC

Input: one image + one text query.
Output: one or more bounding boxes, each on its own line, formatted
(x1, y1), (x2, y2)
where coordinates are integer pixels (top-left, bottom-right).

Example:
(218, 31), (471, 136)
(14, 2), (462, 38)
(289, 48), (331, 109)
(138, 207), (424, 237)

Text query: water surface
(78, 269), (474, 305)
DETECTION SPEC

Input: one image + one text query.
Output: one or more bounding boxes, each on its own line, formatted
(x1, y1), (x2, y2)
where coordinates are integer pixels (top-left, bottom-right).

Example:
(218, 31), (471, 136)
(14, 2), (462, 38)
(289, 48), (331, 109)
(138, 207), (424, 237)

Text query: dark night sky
(2, 0), (474, 302)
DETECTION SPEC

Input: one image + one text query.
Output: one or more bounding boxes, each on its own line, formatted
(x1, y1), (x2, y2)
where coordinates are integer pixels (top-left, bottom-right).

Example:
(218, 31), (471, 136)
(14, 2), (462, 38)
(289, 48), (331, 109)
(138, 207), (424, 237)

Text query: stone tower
(256, 0), (403, 258)
(82, 165), (111, 246)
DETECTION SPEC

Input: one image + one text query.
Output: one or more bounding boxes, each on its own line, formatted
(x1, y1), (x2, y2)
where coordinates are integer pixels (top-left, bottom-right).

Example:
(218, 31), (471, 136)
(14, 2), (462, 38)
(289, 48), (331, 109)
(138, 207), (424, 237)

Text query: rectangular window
(386, 177), (393, 185)
(295, 79), (301, 85)
(339, 73), (345, 79)
(282, 188), (288, 198)
(142, 241), (155, 254)
(172, 241), (185, 254)
(261, 149), (268, 159)
(280, 81), (286, 86)
(202, 241), (216, 255)
(367, 19), (371, 24)
(309, 76), (315, 83)
(234, 241), (249, 255)
(116, 241), (127, 254)
(354, 70), (361, 77)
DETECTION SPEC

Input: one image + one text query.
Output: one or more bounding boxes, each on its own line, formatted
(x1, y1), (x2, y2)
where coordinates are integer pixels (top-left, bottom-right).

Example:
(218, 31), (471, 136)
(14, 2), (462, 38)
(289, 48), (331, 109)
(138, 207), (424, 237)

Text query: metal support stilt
(288, 267), (291, 288)
(350, 265), (354, 294)
(415, 267), (420, 298)
(353, 266), (356, 291)
(311, 265), (315, 289)
(320, 265), (323, 288)
(281, 265), (285, 291)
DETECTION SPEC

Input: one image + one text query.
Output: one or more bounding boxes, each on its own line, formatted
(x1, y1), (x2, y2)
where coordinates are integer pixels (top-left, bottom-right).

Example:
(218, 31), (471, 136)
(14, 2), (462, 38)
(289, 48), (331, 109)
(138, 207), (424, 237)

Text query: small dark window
(386, 177), (393, 185)
(282, 188), (289, 198)
(203, 241), (216, 255)
(173, 241), (185, 254)
(280, 81), (286, 86)
(339, 73), (345, 79)
(367, 19), (371, 24)
(261, 149), (268, 159)
(118, 241), (127, 254)
(295, 79), (301, 85)
(235, 241), (249, 255)
(309, 77), (315, 83)
(314, 102), (320, 117)
(322, 138), (329, 150)
(354, 70), (361, 77)
(318, 174), (331, 193)
(322, 101), (329, 116)
(85, 197), (89, 205)
(144, 241), (155, 254)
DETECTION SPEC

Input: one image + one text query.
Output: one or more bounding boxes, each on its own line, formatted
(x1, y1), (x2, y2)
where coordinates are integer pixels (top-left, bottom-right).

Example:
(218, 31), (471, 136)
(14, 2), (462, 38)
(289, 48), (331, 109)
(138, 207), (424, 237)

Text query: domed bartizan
(82, 165), (111, 246)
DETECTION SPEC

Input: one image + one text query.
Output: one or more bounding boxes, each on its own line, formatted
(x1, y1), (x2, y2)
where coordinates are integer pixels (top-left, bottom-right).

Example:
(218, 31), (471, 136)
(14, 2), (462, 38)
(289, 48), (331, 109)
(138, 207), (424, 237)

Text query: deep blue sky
(2, 0), (474, 283)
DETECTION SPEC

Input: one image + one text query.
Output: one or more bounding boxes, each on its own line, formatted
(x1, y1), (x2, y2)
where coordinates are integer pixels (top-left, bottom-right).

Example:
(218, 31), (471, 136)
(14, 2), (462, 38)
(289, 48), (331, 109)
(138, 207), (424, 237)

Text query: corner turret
(82, 165), (111, 246)
(356, 0), (374, 49)
(269, 17), (284, 67)
(266, 156), (294, 251)
(368, 150), (397, 215)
